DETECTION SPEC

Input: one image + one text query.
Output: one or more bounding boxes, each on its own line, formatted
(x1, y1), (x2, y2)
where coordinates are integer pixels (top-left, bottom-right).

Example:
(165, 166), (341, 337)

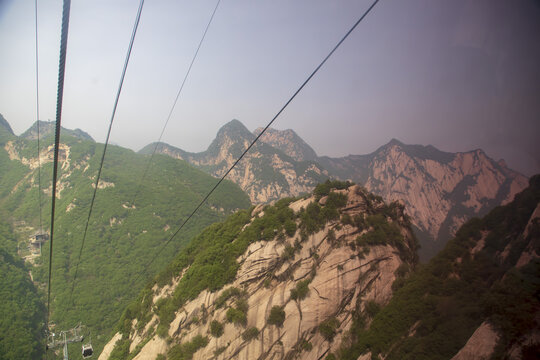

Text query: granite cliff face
(140, 120), (329, 203)
(100, 184), (418, 360)
(319, 139), (528, 259)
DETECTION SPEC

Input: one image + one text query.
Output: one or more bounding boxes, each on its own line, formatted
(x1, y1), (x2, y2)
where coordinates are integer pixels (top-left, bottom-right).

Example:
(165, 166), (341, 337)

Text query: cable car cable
(68, 0), (146, 305)
(129, 0), (222, 209)
(133, 0), (381, 285)
(34, 0), (44, 235)
(46, 0), (72, 350)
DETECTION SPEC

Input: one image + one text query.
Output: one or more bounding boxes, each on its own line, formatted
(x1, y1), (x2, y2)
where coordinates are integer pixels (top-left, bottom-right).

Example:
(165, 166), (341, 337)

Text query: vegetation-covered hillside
(0, 216), (46, 360)
(338, 175), (540, 360)
(0, 118), (251, 357)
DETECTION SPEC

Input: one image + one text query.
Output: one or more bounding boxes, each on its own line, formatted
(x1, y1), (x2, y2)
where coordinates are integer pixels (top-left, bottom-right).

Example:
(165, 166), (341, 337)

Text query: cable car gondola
(82, 332), (93, 358)
(82, 343), (93, 358)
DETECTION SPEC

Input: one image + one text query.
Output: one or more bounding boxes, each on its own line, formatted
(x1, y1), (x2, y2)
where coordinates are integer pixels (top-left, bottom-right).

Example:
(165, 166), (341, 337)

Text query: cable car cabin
(33, 233), (49, 242)
(82, 344), (93, 358)
(31, 232), (49, 245)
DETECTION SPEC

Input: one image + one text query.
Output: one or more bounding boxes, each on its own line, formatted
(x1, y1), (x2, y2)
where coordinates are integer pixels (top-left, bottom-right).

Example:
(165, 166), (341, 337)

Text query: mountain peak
(0, 113), (14, 136)
(253, 127), (318, 162)
(377, 139), (454, 164)
(218, 119), (252, 137)
(386, 138), (404, 147)
(205, 119), (255, 159)
(21, 120), (94, 142)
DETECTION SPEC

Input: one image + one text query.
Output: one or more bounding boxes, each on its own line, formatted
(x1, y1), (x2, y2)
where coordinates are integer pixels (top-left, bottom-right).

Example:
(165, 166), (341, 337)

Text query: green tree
(268, 306), (286, 327)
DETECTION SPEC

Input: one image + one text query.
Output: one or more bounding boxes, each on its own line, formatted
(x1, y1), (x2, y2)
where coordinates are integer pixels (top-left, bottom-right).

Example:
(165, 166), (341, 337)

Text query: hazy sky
(1, 0), (539, 176)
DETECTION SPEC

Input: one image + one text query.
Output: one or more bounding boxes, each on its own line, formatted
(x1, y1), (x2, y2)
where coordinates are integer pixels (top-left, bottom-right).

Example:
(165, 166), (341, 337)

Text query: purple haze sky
(0, 0), (539, 175)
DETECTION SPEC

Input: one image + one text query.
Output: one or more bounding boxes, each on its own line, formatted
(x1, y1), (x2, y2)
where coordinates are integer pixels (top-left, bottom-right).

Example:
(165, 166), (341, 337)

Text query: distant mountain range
(0, 113), (14, 135)
(0, 114), (528, 259)
(141, 119), (528, 260)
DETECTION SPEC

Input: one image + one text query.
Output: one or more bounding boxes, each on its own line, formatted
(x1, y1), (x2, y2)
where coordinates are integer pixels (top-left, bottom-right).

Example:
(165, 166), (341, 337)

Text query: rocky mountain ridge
(337, 139), (527, 259)
(145, 120), (528, 260)
(139, 120), (329, 203)
(100, 183), (418, 360)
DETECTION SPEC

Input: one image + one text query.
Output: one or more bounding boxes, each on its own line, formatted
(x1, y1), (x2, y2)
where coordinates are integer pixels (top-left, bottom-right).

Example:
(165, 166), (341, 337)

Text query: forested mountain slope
(140, 119), (329, 203)
(100, 181), (419, 360)
(0, 216), (45, 360)
(0, 116), (251, 357)
(338, 174), (540, 360)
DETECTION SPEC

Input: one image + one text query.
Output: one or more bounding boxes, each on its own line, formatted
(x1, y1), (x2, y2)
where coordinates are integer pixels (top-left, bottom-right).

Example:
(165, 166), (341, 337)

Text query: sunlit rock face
(101, 185), (418, 360)
(450, 322), (500, 360)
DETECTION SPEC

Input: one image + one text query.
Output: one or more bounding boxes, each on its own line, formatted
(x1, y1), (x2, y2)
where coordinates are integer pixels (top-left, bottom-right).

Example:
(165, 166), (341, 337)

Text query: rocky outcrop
(516, 203), (540, 268)
(98, 333), (122, 360)
(4, 141), (70, 170)
(101, 185), (418, 360)
(451, 322), (500, 360)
